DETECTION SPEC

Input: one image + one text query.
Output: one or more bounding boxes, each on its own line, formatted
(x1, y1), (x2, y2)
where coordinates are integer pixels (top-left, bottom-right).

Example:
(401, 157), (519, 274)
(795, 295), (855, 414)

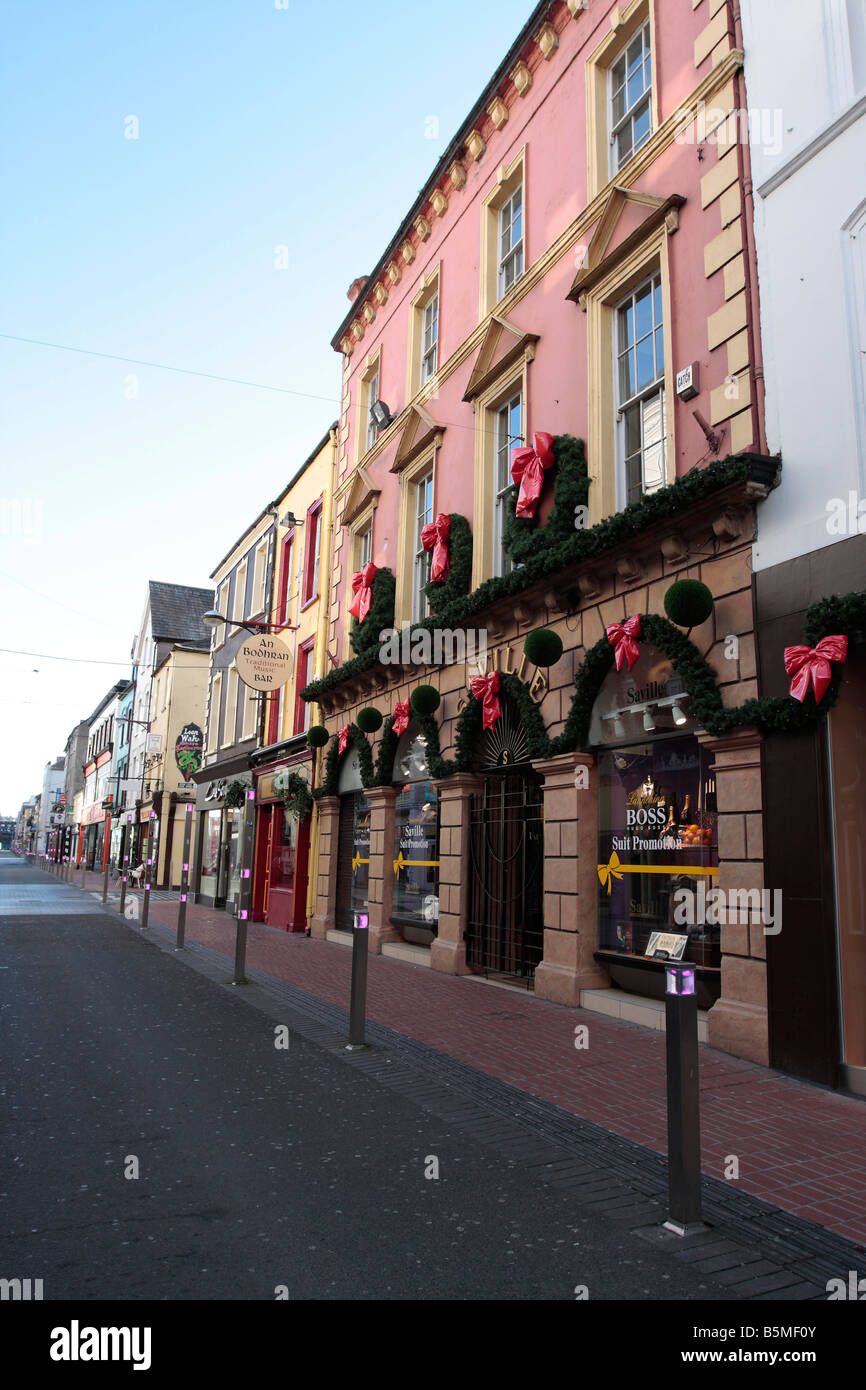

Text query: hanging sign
(175, 723), (204, 780)
(235, 632), (293, 689)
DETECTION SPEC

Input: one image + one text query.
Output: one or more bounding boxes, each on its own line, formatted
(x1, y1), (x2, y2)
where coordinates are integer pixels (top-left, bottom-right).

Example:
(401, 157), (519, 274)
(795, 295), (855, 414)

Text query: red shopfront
(252, 758), (312, 932)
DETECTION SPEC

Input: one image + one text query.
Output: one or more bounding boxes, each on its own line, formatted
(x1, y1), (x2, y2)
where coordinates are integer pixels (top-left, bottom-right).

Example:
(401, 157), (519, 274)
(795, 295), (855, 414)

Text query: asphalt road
(0, 851), (733, 1301)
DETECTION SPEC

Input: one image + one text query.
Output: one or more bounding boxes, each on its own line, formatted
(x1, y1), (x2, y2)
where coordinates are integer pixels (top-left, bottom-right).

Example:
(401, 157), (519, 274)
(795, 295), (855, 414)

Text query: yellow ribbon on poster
(393, 850), (440, 875)
(597, 851), (720, 894)
(351, 853), (370, 873)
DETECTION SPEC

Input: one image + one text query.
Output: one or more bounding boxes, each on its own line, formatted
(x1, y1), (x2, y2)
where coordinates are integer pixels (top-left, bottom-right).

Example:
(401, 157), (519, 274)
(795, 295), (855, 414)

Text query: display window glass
(350, 792), (371, 920)
(269, 807), (296, 892)
(201, 810), (221, 884)
(597, 737), (719, 967)
(391, 730), (439, 931)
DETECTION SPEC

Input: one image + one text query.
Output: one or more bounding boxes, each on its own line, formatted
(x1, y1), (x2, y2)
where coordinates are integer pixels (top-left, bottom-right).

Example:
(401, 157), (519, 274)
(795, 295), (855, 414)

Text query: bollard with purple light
(663, 963), (704, 1234)
(232, 789), (257, 985)
(346, 911), (371, 1050)
(175, 803), (194, 950)
(140, 811), (156, 930)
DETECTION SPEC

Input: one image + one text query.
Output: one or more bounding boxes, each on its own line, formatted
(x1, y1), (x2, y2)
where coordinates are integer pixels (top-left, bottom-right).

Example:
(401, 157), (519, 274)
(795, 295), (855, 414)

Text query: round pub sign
(235, 632), (293, 689)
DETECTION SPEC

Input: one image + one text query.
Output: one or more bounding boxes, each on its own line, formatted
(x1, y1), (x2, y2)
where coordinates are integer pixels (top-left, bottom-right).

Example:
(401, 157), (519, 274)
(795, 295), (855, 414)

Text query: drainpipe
(730, 0), (768, 456)
(305, 425), (340, 930)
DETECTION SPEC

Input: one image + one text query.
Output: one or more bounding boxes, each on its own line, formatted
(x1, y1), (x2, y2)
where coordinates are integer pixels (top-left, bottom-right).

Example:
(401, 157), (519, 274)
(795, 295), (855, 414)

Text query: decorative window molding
(406, 265), (441, 400)
(472, 358), (530, 589)
(341, 463), (380, 527)
(581, 217), (675, 523)
(207, 673), (222, 753)
(479, 147), (527, 318)
(390, 401), (444, 475)
(231, 559), (248, 631)
(567, 187), (685, 304)
(463, 313), (539, 403)
(585, 0), (658, 202)
(395, 442), (439, 628)
(223, 667), (239, 749)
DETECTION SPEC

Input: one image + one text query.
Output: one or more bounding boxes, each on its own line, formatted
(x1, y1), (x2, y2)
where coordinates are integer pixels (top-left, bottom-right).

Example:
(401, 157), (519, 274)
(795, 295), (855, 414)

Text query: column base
(309, 912), (332, 941)
(707, 996), (769, 1065)
(430, 932), (470, 975)
(534, 959), (611, 1007)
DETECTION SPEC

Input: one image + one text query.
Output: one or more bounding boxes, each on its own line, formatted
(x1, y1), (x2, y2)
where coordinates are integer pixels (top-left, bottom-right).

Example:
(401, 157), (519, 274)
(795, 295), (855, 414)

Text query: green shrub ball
(664, 580), (714, 629)
(357, 707), (383, 733)
(307, 725), (329, 748)
(410, 685), (441, 716)
(524, 628), (564, 667)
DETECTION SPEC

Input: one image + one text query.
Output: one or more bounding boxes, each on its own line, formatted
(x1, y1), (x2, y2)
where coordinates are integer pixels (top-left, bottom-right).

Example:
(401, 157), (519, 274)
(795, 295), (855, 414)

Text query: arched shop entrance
(466, 695), (544, 983)
(589, 643), (720, 1009)
(335, 744), (371, 932)
(391, 725), (439, 947)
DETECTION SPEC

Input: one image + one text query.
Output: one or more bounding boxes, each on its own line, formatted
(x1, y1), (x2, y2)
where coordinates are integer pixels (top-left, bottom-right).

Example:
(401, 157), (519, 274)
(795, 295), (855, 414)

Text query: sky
(0, 0), (535, 813)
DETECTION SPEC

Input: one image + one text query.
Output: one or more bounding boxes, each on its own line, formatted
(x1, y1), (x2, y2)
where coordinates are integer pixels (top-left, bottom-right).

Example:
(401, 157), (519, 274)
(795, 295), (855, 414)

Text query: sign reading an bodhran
(235, 632), (293, 689)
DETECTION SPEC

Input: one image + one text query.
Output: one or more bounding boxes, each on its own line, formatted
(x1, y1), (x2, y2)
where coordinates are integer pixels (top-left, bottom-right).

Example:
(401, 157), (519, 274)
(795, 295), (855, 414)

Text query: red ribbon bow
(338, 726), (349, 755)
(606, 615), (642, 672)
(420, 513), (451, 583)
(510, 431), (555, 519)
(392, 700), (410, 737)
(470, 670), (502, 731)
(348, 562), (378, 622)
(784, 635), (848, 704)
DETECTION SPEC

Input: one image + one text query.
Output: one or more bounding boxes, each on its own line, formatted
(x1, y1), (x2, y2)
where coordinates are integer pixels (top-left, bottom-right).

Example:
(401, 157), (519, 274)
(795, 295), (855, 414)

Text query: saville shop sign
(455, 642), (547, 712)
(236, 633), (293, 690)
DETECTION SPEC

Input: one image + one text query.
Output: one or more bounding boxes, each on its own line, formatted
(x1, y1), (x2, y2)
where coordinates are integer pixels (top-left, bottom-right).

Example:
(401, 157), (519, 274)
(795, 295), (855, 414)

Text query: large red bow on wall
(606, 615), (642, 672)
(510, 431), (555, 519)
(420, 513), (451, 582)
(348, 563), (378, 622)
(392, 700), (410, 737)
(338, 726), (349, 755)
(784, 635), (848, 704)
(470, 670), (502, 731)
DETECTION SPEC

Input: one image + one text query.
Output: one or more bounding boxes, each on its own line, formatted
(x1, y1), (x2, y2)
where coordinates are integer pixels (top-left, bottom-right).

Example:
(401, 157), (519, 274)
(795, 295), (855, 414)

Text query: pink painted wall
(330, 0), (758, 666)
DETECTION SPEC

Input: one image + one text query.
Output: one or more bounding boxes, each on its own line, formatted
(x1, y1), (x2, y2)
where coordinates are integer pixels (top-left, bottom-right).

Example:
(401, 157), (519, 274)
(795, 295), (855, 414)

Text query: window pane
(636, 334), (656, 391)
(633, 100), (651, 150)
(634, 283), (652, 341)
(619, 346), (635, 400)
(641, 391), (666, 494)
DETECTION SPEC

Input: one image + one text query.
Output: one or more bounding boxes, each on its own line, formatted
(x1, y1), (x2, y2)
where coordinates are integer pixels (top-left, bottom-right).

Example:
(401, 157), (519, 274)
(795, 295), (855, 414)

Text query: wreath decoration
(282, 771), (313, 820)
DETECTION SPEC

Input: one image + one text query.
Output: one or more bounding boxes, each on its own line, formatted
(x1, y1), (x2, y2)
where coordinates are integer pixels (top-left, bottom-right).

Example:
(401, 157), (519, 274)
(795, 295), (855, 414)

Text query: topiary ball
(356, 706), (383, 733)
(410, 685), (441, 717)
(524, 628), (564, 667)
(664, 580), (714, 628)
(306, 725), (329, 748)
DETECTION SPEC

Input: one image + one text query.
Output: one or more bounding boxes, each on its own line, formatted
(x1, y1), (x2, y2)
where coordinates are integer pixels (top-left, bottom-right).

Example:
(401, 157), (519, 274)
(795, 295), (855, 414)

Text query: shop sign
(258, 764), (309, 802)
(235, 632), (293, 690)
(456, 642), (547, 710)
(175, 723), (204, 781)
(205, 779), (227, 802)
(148, 733), (164, 754)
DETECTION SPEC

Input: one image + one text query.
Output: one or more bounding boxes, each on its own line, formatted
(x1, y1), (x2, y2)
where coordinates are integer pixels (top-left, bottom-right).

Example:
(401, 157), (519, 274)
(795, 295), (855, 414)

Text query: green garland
(301, 452), (758, 702)
(349, 567), (396, 657)
(373, 716), (401, 785)
(313, 724), (375, 798)
(224, 779), (249, 809)
(502, 434), (590, 566)
(425, 513), (473, 615)
(282, 772), (313, 820)
(452, 672), (551, 769)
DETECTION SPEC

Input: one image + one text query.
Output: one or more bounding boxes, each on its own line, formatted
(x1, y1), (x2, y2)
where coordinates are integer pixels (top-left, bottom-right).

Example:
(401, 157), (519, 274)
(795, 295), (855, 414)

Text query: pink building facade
(304, 0), (782, 1068)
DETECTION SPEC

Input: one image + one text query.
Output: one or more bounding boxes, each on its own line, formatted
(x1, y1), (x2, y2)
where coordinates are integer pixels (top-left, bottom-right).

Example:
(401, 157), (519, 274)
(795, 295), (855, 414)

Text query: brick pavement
(59, 861), (866, 1247)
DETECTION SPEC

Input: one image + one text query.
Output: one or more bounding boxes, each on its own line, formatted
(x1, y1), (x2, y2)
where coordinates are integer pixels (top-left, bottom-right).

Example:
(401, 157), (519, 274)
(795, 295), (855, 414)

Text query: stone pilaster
(701, 728), (770, 1065)
(430, 773), (483, 976)
(364, 785), (401, 954)
(310, 795), (340, 939)
(531, 751), (609, 1005)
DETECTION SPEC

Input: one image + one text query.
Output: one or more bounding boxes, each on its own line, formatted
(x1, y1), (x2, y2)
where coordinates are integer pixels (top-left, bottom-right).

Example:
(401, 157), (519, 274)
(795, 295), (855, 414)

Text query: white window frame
(614, 272), (666, 509)
(241, 682), (258, 740)
(208, 673), (222, 753)
(366, 367), (380, 451)
(223, 667), (239, 749)
(498, 185), (524, 299)
(357, 523), (372, 571)
(252, 540), (268, 617)
(421, 292), (439, 385)
(232, 560), (247, 627)
(493, 391), (522, 579)
(609, 21), (653, 175)
(412, 471), (434, 623)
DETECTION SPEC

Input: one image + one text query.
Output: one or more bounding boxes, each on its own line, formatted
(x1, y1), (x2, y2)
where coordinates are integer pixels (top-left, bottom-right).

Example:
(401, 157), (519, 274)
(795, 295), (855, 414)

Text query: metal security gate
(466, 771), (544, 983)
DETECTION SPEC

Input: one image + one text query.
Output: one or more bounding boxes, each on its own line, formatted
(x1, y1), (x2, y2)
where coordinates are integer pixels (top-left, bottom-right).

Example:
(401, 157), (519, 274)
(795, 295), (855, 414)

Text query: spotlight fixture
(370, 398), (393, 430)
(613, 714), (626, 738)
(671, 702), (687, 727)
(642, 707), (656, 732)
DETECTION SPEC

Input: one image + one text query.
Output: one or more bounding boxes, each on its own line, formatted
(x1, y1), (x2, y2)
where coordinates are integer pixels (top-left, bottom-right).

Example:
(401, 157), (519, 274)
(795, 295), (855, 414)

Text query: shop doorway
(466, 698), (544, 982)
(335, 745), (370, 932)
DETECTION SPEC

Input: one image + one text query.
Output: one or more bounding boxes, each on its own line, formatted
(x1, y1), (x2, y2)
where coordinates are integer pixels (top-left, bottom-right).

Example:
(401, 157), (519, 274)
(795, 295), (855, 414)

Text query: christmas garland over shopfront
(305, 431), (864, 786)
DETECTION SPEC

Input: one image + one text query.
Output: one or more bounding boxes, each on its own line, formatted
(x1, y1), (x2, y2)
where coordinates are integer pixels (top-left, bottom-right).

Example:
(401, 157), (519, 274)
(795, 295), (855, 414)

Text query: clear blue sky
(0, 0), (534, 812)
